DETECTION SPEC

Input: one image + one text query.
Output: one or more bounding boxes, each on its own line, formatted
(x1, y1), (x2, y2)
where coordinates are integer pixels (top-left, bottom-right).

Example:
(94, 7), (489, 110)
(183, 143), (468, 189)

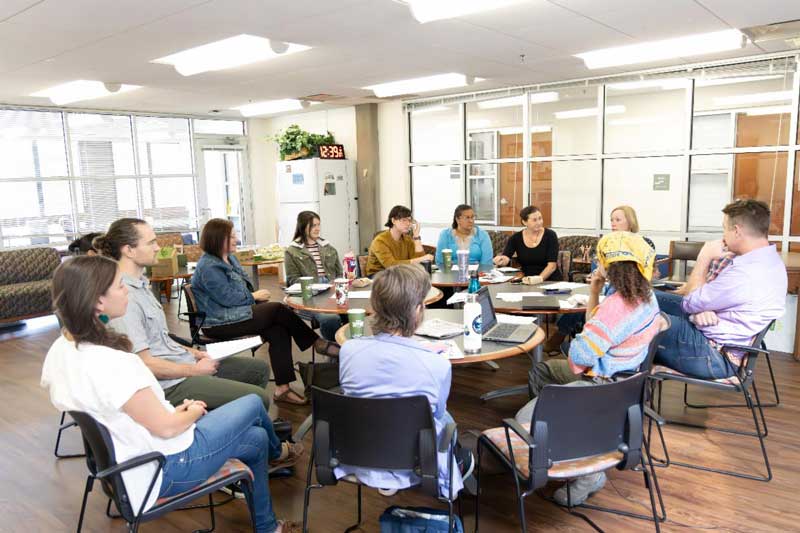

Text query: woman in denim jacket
(192, 219), (339, 405)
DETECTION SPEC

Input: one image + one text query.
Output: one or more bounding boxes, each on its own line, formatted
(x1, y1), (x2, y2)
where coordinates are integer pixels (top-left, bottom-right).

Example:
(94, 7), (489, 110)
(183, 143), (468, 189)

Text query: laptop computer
(475, 287), (538, 343)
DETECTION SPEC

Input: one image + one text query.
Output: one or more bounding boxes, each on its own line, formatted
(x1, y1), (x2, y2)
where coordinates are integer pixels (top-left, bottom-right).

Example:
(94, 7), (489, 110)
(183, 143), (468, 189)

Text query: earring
(98, 314), (110, 324)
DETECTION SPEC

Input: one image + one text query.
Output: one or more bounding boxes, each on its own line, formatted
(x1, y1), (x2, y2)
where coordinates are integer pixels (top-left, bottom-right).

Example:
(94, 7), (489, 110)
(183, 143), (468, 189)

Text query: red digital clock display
(319, 144), (345, 159)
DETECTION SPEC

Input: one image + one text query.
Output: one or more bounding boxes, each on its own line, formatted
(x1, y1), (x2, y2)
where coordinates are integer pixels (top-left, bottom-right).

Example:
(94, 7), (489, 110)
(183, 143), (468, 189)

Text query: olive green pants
(163, 355), (271, 412)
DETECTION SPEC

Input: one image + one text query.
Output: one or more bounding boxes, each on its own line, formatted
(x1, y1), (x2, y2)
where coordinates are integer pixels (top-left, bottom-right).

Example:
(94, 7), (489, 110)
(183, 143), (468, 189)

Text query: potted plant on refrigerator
(270, 124), (335, 160)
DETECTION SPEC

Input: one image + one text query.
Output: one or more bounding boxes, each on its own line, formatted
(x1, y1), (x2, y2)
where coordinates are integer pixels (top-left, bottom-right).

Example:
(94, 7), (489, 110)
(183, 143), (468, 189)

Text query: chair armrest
(720, 344), (769, 356)
(168, 333), (194, 348)
(438, 422), (457, 453)
(644, 406), (665, 427)
(502, 418), (534, 449)
(94, 451), (165, 480)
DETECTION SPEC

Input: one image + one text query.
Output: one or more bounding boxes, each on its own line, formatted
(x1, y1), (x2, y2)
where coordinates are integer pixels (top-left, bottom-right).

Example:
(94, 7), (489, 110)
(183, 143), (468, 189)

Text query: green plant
(157, 246), (174, 259)
(269, 124), (335, 160)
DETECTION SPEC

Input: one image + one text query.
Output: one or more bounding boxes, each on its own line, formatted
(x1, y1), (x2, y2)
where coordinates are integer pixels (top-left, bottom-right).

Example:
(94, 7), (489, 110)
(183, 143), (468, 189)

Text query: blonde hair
(369, 264), (431, 337)
(611, 205), (640, 234)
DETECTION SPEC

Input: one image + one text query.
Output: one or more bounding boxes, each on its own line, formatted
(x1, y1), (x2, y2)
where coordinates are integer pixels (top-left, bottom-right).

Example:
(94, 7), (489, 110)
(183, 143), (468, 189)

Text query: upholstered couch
(0, 247), (61, 323)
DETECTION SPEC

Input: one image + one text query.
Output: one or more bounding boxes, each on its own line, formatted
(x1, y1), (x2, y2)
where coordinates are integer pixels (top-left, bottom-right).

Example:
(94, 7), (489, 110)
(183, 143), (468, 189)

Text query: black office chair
(54, 411), (86, 459)
(69, 411), (257, 533)
(648, 321), (775, 481)
(477, 373), (662, 533)
(302, 387), (460, 533)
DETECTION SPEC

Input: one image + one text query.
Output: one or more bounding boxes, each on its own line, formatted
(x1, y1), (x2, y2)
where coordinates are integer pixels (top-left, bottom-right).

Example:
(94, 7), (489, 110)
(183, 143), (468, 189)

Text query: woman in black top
(493, 205), (561, 280)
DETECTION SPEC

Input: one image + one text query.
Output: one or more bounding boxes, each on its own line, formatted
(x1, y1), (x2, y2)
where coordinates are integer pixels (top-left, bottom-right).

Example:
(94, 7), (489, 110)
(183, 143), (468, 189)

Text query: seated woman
(492, 205), (560, 280)
(366, 205), (433, 276)
(514, 232), (662, 507)
(284, 210), (344, 340)
(67, 232), (101, 256)
(435, 204), (493, 267)
(40, 256), (299, 533)
(336, 264), (471, 496)
(192, 218), (338, 406)
(547, 204), (652, 351)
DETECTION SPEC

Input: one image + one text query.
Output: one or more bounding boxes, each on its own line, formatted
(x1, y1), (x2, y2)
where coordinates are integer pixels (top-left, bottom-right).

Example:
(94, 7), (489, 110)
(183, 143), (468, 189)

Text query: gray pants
(164, 355), (272, 412)
(516, 358), (594, 425)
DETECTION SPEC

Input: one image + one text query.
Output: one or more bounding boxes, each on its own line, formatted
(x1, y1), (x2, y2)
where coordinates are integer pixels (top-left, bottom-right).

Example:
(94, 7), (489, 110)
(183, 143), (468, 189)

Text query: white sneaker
(219, 484), (246, 499)
(553, 472), (607, 507)
(378, 488), (398, 496)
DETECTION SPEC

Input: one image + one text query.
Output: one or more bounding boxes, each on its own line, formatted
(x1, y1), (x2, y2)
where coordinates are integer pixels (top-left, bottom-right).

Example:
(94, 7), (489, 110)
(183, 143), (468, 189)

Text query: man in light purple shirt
(655, 200), (787, 379)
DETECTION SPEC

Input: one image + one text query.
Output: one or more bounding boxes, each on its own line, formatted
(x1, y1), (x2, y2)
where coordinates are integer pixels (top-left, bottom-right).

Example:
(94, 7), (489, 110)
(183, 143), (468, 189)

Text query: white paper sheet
(496, 291), (543, 302)
(446, 292), (468, 305)
(205, 336), (262, 361)
(348, 291), (371, 299)
(497, 267), (520, 272)
(416, 339), (464, 359)
(285, 283), (331, 294)
(539, 281), (585, 290)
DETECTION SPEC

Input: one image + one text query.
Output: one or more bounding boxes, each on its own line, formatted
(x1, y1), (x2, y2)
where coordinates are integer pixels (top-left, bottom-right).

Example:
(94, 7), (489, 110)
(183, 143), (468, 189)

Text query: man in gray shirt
(99, 218), (272, 411)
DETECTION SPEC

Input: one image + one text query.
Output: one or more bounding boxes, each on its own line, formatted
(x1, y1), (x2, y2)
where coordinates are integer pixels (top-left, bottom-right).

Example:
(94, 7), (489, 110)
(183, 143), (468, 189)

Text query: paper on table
(539, 281), (585, 290)
(496, 313), (537, 325)
(496, 291), (543, 302)
(205, 336), (262, 361)
(450, 264), (479, 272)
(446, 291), (468, 305)
(497, 266), (520, 272)
(348, 290), (371, 299)
(285, 283), (331, 294)
(416, 338), (464, 360)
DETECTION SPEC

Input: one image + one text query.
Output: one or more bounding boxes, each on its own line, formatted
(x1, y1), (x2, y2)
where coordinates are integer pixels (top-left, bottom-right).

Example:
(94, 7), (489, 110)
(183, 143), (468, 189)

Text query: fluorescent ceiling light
(742, 105), (792, 116)
(234, 99), (313, 117)
(713, 90), (793, 106)
(407, 0), (528, 23)
(31, 80), (140, 105)
(410, 105), (449, 115)
(695, 75), (783, 87)
(476, 92), (559, 109)
(607, 79), (688, 91)
(575, 29), (745, 70)
(364, 73), (481, 98)
(555, 105), (625, 119)
(153, 34), (311, 76)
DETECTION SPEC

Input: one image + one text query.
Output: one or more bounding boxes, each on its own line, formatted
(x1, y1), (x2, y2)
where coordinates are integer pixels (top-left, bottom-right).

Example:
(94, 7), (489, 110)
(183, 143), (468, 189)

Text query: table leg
(480, 328), (544, 402)
(250, 264), (260, 290)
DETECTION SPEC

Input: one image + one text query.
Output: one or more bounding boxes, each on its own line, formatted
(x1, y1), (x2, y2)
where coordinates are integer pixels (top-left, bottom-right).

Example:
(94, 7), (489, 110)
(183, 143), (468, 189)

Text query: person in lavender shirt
(336, 263), (472, 497)
(654, 199), (787, 379)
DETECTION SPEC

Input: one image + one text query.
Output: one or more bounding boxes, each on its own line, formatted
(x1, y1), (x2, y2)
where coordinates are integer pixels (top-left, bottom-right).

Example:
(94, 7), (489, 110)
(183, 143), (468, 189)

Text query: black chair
(69, 411), (257, 533)
(665, 240), (704, 281)
(648, 321), (775, 481)
(54, 411), (86, 459)
(477, 373), (662, 533)
(303, 387), (460, 533)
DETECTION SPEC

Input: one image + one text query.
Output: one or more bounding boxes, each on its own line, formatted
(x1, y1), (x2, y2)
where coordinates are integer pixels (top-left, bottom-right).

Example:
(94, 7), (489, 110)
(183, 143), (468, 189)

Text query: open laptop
(475, 287), (537, 343)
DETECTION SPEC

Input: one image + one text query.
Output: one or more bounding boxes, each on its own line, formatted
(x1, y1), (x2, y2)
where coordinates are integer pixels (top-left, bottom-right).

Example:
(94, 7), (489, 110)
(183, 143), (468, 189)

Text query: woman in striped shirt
(284, 211), (344, 340)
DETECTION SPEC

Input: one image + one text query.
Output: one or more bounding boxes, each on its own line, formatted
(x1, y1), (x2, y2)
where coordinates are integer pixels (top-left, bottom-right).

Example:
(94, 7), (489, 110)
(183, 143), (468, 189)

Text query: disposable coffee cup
(441, 249), (452, 270)
(334, 278), (349, 306)
(348, 308), (366, 338)
(299, 276), (314, 300)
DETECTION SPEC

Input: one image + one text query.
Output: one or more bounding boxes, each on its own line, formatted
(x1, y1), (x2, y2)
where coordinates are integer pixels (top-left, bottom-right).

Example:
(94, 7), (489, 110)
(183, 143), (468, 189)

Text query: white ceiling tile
(584, 1), (729, 40)
(697, 0), (800, 28)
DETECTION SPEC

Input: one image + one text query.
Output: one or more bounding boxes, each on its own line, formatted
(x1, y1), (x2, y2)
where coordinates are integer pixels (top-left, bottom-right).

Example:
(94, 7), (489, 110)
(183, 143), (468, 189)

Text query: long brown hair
(200, 218), (234, 259)
(606, 262), (651, 306)
(93, 218), (147, 260)
(52, 255), (132, 352)
(293, 210), (320, 243)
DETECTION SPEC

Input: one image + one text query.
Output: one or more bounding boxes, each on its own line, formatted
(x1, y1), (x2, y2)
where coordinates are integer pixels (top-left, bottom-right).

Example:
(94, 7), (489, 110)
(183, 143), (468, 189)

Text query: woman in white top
(41, 256), (299, 533)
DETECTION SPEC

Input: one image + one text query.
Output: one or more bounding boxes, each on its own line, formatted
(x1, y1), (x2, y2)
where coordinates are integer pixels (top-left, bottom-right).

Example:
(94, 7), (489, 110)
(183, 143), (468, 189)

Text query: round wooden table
(484, 282), (590, 316)
(430, 263), (508, 288)
(334, 309), (544, 366)
(149, 267), (193, 301)
(284, 286), (443, 315)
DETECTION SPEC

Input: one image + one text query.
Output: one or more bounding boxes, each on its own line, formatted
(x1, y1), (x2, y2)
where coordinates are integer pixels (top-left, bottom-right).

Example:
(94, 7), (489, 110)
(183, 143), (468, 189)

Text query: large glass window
(411, 165), (464, 242)
(792, 158), (800, 235)
(603, 157), (686, 232)
(466, 95), (523, 160)
(531, 87), (599, 156)
(689, 155), (732, 232)
(410, 104), (461, 162)
(193, 119), (245, 135)
(135, 116), (193, 175)
(535, 160), (600, 230)
(0, 109), (66, 179)
(467, 162), (524, 226)
(605, 80), (689, 153)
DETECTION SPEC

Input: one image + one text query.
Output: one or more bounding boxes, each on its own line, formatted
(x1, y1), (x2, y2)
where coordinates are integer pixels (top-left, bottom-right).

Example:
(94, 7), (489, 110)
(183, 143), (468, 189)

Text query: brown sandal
(273, 389), (308, 405)
(314, 338), (340, 358)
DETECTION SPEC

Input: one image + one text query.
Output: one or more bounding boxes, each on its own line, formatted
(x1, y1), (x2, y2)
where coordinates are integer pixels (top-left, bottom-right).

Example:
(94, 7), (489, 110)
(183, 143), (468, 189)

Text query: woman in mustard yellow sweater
(366, 205), (433, 276)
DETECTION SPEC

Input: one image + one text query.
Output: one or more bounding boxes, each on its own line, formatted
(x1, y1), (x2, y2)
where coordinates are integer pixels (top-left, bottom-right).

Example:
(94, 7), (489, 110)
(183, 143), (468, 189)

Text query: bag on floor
(296, 360), (340, 397)
(379, 505), (463, 533)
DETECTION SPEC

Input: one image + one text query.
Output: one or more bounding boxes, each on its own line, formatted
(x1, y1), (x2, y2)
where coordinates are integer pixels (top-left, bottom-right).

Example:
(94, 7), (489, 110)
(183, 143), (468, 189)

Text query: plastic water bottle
(467, 270), (480, 294)
(463, 293), (482, 354)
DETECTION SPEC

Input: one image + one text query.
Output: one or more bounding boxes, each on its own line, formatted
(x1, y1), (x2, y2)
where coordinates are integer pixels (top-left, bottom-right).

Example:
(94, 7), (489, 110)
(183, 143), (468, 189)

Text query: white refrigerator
(276, 158), (359, 257)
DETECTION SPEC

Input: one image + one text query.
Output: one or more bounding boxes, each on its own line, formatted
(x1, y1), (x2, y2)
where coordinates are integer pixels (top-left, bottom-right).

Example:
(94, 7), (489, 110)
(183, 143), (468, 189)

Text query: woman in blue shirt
(435, 204), (493, 266)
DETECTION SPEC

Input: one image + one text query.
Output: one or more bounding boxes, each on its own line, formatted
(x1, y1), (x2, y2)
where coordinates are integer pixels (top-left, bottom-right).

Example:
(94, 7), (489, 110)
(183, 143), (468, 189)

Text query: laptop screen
(475, 287), (497, 333)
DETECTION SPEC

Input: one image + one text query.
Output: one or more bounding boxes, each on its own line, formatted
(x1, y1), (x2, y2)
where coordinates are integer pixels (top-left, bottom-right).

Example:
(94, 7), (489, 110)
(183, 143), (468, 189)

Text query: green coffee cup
(348, 308), (366, 338)
(299, 276), (314, 300)
(441, 248), (452, 270)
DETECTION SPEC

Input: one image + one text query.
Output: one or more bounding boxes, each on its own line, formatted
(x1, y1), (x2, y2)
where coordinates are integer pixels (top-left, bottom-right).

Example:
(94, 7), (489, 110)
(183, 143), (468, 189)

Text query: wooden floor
(1, 274), (799, 533)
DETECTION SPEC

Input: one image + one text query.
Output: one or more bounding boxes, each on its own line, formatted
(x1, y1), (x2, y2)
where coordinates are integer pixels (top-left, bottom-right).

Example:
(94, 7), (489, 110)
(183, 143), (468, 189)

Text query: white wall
(378, 101), (410, 224)
(246, 107), (357, 245)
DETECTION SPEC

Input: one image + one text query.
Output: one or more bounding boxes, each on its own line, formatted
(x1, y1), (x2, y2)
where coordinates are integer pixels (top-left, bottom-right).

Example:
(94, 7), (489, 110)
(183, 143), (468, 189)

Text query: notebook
(521, 295), (562, 311)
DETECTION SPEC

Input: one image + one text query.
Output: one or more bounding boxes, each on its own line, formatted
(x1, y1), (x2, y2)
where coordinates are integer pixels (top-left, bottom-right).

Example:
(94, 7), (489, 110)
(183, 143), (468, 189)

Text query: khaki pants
(164, 355), (271, 411)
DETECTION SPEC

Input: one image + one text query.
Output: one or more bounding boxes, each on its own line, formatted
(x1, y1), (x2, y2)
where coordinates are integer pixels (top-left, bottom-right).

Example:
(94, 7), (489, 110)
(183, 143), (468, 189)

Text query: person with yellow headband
(513, 231), (665, 507)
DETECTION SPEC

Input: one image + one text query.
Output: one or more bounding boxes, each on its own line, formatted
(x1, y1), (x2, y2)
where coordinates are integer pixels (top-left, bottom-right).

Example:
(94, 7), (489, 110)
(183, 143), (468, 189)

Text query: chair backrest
(531, 373), (647, 468)
(557, 235), (600, 274)
(69, 411), (137, 522)
(557, 250), (571, 281)
(638, 312), (671, 374)
(310, 387), (440, 496)
(357, 255), (368, 278)
(486, 230), (513, 256)
(667, 240), (704, 279)
(181, 283), (205, 341)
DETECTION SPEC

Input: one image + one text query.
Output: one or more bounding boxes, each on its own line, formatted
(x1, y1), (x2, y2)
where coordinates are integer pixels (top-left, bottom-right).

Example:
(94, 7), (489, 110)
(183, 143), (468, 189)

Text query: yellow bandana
(596, 231), (655, 281)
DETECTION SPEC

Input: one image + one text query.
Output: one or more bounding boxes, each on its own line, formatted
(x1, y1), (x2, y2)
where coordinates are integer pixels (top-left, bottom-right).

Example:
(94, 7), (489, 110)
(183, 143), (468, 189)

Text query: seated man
(515, 232), (663, 506)
(98, 218), (275, 412)
(654, 199), (787, 379)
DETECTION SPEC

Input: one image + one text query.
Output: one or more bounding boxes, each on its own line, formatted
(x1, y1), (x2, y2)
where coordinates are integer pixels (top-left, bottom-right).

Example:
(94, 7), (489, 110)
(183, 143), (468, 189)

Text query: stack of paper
(415, 318), (463, 339)
(205, 336), (262, 360)
(416, 339), (465, 360)
(539, 281), (585, 290)
(496, 291), (543, 302)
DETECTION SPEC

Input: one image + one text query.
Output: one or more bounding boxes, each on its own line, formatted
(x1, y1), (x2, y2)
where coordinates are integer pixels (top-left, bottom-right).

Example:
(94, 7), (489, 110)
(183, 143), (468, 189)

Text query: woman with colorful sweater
(514, 232), (664, 507)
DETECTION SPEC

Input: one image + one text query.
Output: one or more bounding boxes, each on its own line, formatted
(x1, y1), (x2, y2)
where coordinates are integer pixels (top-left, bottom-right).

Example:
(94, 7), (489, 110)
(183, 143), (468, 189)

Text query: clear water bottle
(463, 293), (482, 354)
(467, 270), (480, 294)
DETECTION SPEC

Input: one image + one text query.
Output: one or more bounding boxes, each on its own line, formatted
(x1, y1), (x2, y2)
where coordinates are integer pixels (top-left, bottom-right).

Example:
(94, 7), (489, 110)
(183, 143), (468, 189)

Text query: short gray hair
(370, 264), (431, 337)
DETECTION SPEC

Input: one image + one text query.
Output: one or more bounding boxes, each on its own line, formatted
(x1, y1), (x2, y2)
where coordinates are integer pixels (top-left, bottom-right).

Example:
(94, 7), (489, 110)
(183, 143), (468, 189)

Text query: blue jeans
(159, 395), (282, 533)
(654, 291), (734, 379)
(316, 312), (344, 341)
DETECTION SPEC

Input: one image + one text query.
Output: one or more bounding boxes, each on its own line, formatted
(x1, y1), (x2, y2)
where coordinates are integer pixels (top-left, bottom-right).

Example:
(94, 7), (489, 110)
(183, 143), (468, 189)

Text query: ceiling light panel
(31, 80), (141, 105)
(364, 73), (480, 98)
(152, 34), (311, 76)
(407, 0), (528, 23)
(575, 30), (745, 70)
(234, 99), (313, 117)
